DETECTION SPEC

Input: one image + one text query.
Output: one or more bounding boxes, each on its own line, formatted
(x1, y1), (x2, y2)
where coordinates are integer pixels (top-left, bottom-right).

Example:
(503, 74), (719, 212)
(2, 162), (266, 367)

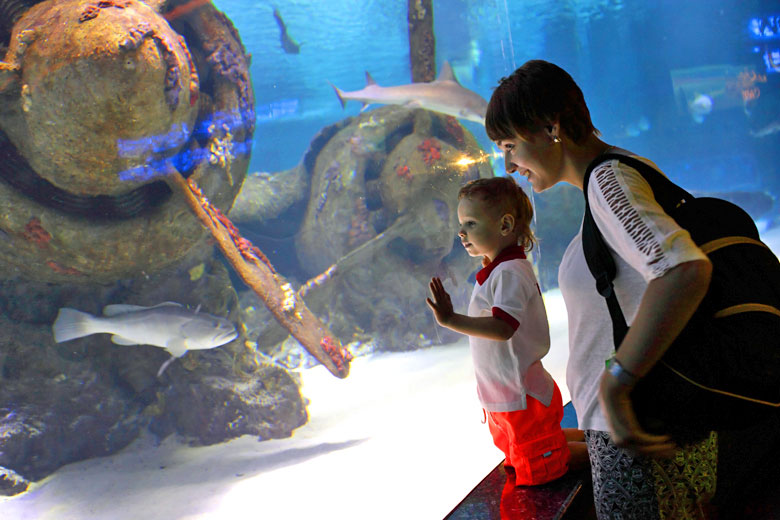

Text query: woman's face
(495, 131), (561, 193)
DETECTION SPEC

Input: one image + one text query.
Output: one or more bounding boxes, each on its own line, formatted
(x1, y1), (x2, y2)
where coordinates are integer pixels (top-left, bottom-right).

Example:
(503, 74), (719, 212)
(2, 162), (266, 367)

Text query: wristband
(606, 356), (639, 387)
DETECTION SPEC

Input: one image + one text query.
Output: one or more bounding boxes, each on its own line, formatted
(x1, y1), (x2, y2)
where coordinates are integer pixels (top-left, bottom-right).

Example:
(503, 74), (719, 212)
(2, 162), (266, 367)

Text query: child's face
(457, 196), (510, 263)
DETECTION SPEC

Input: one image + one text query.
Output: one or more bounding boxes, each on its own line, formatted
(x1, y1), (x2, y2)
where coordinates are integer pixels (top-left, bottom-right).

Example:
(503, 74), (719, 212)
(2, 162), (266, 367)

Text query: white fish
(689, 93), (713, 123)
(52, 302), (237, 376)
(331, 61), (488, 125)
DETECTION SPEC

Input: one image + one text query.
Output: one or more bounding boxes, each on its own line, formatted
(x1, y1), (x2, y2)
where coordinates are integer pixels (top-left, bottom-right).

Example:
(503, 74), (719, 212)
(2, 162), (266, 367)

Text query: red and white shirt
(468, 245), (555, 412)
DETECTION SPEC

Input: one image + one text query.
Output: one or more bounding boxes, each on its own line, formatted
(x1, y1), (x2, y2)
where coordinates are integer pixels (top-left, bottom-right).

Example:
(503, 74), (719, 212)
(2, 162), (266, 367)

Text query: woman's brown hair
(485, 60), (599, 144)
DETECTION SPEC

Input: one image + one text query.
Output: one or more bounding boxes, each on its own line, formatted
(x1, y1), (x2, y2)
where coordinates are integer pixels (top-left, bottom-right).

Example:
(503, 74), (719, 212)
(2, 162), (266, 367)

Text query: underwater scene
(0, 0), (778, 518)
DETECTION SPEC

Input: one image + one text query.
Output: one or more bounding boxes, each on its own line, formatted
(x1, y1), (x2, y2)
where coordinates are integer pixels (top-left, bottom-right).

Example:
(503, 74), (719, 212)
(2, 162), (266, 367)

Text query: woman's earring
(552, 135), (561, 143)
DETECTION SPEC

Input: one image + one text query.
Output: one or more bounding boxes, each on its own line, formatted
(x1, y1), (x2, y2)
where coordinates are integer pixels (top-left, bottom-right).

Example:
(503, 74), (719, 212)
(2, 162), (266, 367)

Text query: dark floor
(444, 403), (780, 520)
(444, 461), (594, 520)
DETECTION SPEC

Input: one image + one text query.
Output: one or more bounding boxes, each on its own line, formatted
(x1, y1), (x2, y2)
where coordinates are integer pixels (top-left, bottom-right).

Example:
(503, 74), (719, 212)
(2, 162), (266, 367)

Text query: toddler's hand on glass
(426, 276), (454, 326)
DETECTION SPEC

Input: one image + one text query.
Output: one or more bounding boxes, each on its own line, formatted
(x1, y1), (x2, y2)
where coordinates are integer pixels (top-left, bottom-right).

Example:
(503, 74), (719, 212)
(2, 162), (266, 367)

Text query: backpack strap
(581, 152), (693, 350)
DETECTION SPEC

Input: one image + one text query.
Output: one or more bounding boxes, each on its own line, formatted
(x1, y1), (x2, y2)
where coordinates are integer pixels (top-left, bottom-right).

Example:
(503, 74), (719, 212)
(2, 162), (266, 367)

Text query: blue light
(748, 14), (780, 40)
(117, 123), (191, 158)
(115, 110), (255, 182)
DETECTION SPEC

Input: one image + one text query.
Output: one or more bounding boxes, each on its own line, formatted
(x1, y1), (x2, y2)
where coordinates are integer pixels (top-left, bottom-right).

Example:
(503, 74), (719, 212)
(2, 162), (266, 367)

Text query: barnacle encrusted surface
(0, 0), (254, 282)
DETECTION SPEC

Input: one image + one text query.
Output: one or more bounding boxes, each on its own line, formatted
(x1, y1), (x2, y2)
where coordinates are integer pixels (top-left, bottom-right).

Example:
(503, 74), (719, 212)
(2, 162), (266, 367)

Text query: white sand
(0, 292), (571, 520)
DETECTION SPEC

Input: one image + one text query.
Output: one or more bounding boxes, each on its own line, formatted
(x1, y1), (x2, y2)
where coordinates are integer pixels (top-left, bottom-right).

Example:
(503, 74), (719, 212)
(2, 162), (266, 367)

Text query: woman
(483, 59), (722, 518)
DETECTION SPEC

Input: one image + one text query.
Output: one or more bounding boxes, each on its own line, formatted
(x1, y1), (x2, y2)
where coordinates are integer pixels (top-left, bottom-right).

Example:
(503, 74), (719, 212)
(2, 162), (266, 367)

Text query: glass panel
(0, 0), (777, 518)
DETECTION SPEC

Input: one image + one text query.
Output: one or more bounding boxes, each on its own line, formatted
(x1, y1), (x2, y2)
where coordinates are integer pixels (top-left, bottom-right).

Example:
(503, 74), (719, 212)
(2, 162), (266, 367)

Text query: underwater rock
(0, 316), (147, 483)
(0, 0), (254, 283)
(0, 467), (29, 496)
(0, 244), (307, 494)
(229, 165), (309, 227)
(294, 106), (490, 351)
(149, 365), (307, 445)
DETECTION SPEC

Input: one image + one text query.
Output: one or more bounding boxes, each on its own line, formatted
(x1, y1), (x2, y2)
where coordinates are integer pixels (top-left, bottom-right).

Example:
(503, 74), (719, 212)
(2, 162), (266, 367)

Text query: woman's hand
(598, 370), (676, 457)
(426, 276), (454, 327)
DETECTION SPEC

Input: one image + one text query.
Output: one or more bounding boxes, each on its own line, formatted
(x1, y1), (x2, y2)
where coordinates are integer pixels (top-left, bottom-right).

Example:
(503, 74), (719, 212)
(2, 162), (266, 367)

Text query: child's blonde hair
(458, 176), (536, 251)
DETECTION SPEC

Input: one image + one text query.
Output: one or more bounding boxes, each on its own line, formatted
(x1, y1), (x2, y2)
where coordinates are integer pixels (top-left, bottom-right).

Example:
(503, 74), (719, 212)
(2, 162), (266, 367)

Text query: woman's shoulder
(587, 151), (667, 203)
(592, 149), (667, 181)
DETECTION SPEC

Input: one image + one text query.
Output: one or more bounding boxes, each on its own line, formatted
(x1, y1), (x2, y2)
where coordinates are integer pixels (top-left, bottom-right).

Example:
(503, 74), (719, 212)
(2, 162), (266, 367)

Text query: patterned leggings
(585, 430), (718, 520)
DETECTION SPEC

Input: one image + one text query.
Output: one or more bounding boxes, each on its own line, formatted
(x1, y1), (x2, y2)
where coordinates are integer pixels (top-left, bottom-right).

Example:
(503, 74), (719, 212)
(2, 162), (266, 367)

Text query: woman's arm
(599, 257), (712, 455)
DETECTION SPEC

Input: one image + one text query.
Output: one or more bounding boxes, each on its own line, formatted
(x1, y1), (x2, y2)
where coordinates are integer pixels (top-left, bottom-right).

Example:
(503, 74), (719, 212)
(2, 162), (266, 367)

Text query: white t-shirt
(559, 156), (708, 431)
(468, 245), (555, 412)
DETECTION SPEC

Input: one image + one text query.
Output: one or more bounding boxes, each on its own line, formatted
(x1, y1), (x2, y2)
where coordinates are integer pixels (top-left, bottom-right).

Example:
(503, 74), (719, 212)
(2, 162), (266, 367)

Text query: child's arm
(426, 277), (514, 341)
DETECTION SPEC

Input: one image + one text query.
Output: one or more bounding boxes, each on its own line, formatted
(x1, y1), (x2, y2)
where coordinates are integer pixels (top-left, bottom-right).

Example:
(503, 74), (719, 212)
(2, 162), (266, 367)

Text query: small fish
(689, 93), (713, 123)
(331, 61), (488, 125)
(273, 8), (300, 54)
(52, 302), (237, 376)
(750, 119), (780, 138)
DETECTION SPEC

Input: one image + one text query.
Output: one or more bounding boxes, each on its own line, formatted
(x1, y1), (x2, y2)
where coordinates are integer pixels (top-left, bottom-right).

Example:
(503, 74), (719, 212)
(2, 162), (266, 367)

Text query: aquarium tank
(0, 0), (777, 518)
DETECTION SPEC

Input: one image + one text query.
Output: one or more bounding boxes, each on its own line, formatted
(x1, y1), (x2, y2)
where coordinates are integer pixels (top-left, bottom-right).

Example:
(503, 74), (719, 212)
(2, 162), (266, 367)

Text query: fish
(689, 93), (713, 123)
(52, 302), (237, 376)
(331, 61), (488, 125)
(750, 119), (780, 138)
(273, 8), (300, 54)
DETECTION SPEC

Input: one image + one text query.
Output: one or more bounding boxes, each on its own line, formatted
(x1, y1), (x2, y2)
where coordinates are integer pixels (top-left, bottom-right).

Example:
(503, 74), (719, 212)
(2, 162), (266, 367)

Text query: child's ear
(501, 214), (515, 235)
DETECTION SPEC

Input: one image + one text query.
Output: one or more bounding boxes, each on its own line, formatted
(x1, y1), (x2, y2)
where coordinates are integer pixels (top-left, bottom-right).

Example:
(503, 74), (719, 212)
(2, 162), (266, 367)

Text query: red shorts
(486, 382), (569, 486)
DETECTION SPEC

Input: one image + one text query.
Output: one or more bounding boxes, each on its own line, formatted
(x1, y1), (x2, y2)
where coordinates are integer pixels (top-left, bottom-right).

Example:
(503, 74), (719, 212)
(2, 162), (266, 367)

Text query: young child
(426, 176), (587, 486)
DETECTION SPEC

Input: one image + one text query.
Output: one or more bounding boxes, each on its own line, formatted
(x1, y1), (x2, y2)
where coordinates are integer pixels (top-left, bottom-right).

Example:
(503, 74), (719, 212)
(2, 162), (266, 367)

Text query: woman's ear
(545, 121), (561, 141)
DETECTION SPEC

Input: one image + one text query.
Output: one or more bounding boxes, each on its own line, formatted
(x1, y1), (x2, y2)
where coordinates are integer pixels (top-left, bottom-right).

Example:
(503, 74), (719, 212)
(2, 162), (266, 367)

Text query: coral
(22, 217), (50, 248)
(315, 161), (341, 216)
(395, 164), (412, 182)
(186, 179), (275, 273)
(417, 138), (441, 165)
(78, 0), (132, 24)
(45, 260), (83, 276)
(445, 116), (465, 145)
(320, 335), (352, 375)
(347, 196), (372, 248)
(178, 34), (200, 106)
(207, 122), (235, 184)
(203, 38), (253, 132)
(118, 22), (152, 51)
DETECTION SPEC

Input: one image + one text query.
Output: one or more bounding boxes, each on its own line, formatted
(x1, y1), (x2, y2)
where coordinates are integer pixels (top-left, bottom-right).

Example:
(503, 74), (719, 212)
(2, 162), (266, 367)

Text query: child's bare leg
(567, 441), (590, 472)
(563, 428), (589, 472)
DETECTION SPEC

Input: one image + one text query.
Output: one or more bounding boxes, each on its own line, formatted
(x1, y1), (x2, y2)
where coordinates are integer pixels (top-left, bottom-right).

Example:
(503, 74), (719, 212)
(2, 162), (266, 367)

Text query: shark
(331, 61), (488, 125)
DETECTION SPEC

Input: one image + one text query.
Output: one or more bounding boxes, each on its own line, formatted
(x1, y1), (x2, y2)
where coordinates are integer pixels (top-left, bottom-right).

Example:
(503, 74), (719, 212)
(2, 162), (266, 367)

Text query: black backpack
(582, 152), (780, 438)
